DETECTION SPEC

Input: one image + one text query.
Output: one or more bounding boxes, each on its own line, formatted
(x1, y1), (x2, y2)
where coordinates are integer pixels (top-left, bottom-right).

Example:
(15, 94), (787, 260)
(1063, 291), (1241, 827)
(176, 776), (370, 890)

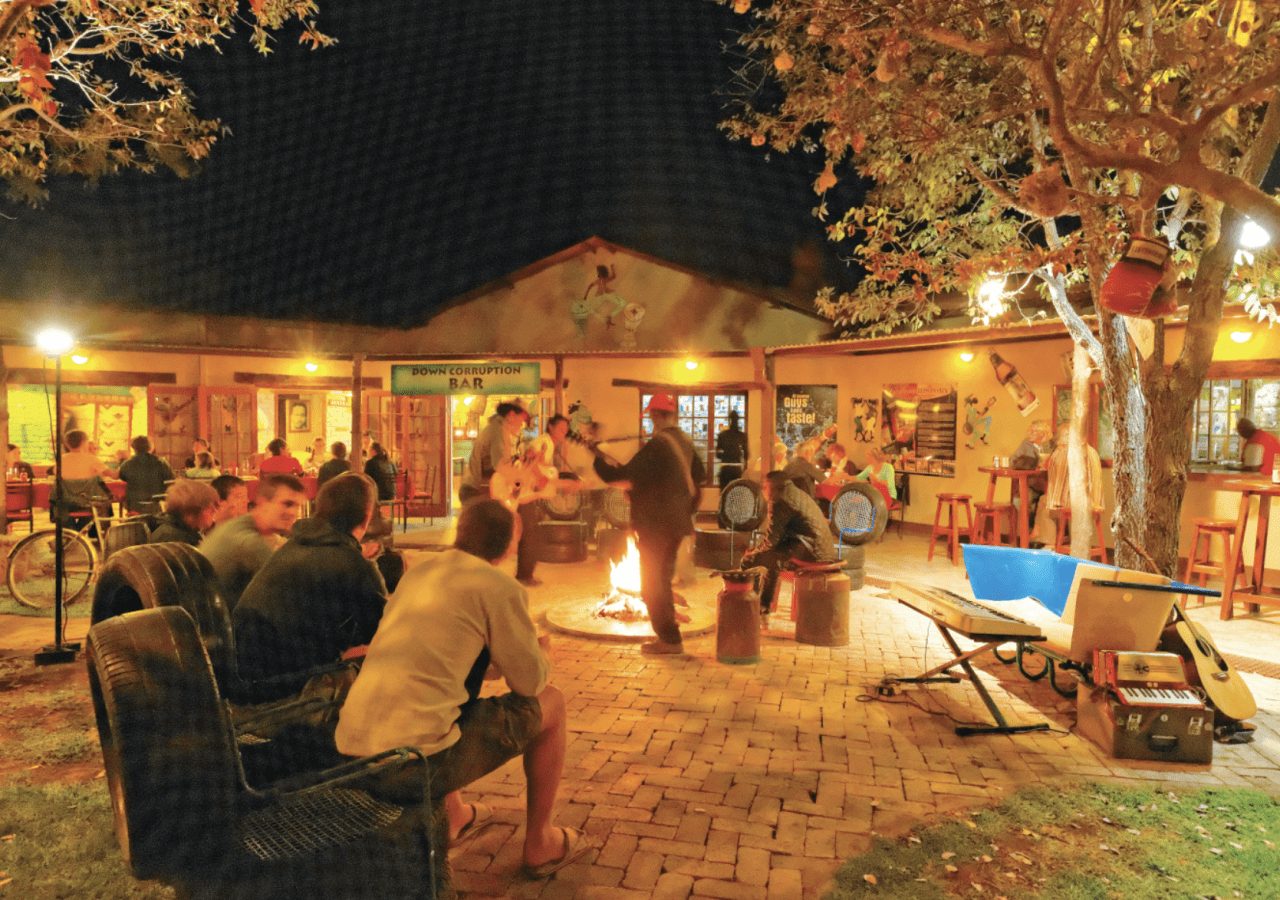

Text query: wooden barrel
(794, 569), (851, 647)
(716, 577), (761, 664)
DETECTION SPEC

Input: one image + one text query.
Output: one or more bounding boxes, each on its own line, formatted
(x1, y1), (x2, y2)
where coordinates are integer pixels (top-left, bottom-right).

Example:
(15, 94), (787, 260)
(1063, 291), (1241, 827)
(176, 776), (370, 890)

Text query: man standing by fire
(591, 394), (704, 655)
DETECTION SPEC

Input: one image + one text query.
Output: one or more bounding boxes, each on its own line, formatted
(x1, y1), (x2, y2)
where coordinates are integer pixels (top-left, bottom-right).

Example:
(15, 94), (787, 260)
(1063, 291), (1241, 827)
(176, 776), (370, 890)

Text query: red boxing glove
(1100, 236), (1176, 318)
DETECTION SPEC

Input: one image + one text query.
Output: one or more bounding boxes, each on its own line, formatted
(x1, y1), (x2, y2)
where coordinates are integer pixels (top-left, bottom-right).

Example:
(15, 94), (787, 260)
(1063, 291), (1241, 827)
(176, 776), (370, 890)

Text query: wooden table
(1219, 479), (1280, 620)
(978, 467), (1039, 548)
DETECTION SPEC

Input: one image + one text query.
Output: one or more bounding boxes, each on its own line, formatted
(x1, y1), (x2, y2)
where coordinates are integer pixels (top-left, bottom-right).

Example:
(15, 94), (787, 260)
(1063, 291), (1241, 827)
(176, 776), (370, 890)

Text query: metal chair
(536, 474), (589, 563)
(694, 478), (765, 569)
(86, 606), (443, 898)
(829, 482), (888, 561)
(595, 486), (632, 562)
(381, 470), (411, 532)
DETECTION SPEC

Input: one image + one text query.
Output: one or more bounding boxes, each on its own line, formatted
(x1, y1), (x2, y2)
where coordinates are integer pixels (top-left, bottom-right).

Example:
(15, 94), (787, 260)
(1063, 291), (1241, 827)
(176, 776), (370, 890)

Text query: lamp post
(34, 327), (78, 666)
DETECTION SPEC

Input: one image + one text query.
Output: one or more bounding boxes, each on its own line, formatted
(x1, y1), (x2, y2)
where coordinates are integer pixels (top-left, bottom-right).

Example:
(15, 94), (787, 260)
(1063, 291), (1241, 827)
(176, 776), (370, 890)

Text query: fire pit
(545, 536), (715, 640)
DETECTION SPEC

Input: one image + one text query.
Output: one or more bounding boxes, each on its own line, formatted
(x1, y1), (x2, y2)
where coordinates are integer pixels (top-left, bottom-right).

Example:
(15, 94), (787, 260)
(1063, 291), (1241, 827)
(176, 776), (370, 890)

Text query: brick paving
(433, 556), (1280, 899)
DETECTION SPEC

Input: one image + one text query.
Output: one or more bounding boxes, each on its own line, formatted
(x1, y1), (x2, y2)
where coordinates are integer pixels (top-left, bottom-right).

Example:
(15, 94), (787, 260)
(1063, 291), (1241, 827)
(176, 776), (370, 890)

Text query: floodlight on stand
(35, 327), (74, 356)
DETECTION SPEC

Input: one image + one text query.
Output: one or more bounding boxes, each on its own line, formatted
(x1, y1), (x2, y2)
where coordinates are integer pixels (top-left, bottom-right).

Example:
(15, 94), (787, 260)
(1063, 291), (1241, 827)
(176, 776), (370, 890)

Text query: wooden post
(554, 356), (565, 415)
(351, 353), (364, 471)
(751, 348), (776, 479)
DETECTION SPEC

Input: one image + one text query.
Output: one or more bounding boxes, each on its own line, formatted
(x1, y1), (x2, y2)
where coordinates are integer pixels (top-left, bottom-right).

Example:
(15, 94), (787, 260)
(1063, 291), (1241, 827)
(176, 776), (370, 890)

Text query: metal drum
(716, 572), (762, 665)
(793, 569), (851, 647)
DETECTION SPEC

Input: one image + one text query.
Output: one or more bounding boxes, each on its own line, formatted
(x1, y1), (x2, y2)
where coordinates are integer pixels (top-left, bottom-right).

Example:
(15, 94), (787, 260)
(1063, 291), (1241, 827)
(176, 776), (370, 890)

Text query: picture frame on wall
(1052, 383), (1114, 464)
(288, 399), (311, 433)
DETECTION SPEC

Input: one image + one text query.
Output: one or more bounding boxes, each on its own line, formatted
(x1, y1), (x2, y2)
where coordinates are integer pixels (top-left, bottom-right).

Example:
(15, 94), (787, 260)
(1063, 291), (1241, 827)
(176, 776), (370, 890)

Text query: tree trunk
(1068, 342), (1093, 558)
(1, 344), (7, 535)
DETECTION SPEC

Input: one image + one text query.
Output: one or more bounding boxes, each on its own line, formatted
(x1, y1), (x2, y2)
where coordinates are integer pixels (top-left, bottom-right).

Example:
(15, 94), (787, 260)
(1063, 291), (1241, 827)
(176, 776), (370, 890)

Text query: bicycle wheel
(6, 529), (97, 609)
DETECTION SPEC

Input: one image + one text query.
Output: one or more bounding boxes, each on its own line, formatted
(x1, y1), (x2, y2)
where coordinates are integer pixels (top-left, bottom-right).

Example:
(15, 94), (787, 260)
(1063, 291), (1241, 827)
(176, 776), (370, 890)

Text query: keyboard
(1115, 686), (1205, 708)
(889, 583), (1045, 641)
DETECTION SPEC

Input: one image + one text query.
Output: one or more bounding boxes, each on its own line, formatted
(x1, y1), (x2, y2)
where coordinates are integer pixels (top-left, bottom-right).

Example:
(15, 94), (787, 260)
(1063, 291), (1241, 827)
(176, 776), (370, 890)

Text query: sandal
(521, 826), (595, 879)
(449, 802), (495, 848)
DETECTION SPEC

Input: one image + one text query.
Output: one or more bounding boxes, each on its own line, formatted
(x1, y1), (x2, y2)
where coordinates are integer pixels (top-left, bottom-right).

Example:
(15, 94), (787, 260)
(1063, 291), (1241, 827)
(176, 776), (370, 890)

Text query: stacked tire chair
(694, 478), (766, 570)
(88, 542), (449, 897)
(535, 474), (590, 563)
(827, 482), (888, 590)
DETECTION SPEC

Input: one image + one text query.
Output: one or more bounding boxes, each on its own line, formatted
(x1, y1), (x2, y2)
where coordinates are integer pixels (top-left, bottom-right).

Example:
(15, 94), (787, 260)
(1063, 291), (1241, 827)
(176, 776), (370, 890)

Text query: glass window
(1191, 377), (1280, 464)
(638, 391), (748, 485)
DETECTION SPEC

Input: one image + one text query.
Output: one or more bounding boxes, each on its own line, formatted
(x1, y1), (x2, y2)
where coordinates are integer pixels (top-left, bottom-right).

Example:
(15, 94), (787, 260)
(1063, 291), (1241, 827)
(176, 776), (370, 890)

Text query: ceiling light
(684, 359), (699, 371)
(959, 351), (975, 363)
(304, 361), (319, 372)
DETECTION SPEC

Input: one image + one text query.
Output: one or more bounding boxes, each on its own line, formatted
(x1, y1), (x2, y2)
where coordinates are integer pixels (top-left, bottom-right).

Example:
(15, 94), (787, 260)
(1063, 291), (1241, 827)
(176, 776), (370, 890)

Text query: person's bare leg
(444, 790), (472, 839)
(521, 685), (569, 867)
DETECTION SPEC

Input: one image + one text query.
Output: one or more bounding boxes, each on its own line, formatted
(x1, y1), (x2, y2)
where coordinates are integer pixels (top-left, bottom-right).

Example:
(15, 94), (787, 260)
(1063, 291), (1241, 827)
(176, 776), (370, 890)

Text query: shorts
(363, 692), (542, 804)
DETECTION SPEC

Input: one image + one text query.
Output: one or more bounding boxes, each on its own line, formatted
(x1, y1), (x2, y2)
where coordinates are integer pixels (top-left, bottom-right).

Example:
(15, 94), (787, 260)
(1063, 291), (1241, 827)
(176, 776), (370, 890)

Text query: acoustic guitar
(1166, 605), (1257, 722)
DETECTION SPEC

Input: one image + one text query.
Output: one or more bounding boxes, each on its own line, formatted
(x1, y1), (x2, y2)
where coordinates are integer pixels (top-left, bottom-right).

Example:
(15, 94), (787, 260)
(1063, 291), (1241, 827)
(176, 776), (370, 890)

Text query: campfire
(594, 536), (648, 622)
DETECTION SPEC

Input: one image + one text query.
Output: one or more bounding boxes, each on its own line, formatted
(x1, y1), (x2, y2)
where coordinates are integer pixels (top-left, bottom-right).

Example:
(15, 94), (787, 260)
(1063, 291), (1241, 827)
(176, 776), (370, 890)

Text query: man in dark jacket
(118, 435), (173, 514)
(149, 480), (219, 545)
(317, 441), (352, 487)
(592, 394), (704, 655)
(715, 410), (748, 490)
(232, 473), (387, 701)
(741, 471), (838, 620)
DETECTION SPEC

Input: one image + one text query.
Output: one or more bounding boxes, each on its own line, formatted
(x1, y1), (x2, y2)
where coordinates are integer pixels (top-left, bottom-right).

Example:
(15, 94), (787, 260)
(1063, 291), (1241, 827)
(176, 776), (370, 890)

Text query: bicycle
(6, 500), (118, 610)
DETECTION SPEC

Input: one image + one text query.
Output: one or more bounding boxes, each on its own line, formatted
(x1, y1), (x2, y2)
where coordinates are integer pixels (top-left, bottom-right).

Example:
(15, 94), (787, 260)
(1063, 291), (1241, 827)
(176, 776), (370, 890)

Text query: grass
(829, 782), (1280, 899)
(0, 781), (174, 899)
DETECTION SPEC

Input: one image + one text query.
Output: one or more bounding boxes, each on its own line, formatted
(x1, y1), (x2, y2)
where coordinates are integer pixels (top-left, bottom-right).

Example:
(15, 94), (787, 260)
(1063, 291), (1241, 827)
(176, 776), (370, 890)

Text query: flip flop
(521, 826), (595, 879)
(449, 802), (495, 849)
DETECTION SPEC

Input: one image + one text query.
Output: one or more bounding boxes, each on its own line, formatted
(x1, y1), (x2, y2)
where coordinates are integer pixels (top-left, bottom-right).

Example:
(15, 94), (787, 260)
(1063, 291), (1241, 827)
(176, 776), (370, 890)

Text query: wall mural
(881, 383), (958, 477)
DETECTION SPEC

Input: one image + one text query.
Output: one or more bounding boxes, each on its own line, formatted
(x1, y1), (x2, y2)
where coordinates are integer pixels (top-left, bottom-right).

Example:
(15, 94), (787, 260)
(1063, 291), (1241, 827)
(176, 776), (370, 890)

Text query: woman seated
(854, 446), (898, 506)
(258, 438), (304, 478)
(185, 451), (221, 480)
(815, 442), (856, 506)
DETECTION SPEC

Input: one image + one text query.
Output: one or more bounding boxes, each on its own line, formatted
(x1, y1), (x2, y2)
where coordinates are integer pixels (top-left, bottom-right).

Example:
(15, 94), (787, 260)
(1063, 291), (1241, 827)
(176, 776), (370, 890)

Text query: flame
(609, 535), (642, 595)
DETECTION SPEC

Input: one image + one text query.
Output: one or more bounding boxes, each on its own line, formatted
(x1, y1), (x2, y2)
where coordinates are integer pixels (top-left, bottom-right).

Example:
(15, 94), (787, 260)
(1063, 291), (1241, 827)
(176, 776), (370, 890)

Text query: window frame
(637, 390), (748, 486)
(1190, 361), (1280, 466)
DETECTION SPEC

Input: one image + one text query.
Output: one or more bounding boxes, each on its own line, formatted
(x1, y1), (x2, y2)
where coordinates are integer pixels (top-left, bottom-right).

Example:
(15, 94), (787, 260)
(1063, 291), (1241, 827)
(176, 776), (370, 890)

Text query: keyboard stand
(881, 620), (1051, 737)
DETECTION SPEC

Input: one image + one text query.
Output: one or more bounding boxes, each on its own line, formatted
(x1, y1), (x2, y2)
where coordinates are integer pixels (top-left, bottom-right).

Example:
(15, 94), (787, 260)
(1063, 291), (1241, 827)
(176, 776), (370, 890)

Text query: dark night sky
(0, 1), (855, 327)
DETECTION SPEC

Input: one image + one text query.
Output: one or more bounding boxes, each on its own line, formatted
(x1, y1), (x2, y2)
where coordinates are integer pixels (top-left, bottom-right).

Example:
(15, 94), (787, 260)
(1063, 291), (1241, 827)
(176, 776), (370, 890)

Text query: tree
(0, 0), (332, 206)
(721, 0), (1280, 573)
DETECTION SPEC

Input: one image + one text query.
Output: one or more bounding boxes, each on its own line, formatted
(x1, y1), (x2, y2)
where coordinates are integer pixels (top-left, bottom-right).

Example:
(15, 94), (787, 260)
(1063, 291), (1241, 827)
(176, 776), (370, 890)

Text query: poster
(775, 385), (837, 450)
(881, 383), (957, 477)
(850, 396), (879, 443)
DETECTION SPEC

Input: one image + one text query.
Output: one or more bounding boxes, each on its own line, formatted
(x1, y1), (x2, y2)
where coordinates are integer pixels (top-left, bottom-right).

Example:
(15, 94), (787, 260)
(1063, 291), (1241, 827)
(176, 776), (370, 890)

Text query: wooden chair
(409, 463), (439, 527)
(380, 470), (411, 533)
(5, 481), (34, 532)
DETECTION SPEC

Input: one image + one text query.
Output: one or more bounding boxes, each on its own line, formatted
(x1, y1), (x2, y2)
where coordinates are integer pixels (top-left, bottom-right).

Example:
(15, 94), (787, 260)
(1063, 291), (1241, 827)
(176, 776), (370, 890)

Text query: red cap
(646, 393), (678, 414)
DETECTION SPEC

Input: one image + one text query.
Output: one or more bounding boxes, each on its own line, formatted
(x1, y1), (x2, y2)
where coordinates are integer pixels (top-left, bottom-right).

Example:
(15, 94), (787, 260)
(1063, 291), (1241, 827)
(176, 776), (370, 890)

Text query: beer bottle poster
(988, 349), (1040, 416)
(776, 385), (837, 450)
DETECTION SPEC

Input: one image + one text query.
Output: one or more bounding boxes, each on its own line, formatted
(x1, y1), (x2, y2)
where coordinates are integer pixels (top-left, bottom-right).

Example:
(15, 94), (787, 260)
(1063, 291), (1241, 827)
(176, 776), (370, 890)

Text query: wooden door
(148, 385), (199, 471)
(395, 395), (448, 517)
(200, 386), (257, 475)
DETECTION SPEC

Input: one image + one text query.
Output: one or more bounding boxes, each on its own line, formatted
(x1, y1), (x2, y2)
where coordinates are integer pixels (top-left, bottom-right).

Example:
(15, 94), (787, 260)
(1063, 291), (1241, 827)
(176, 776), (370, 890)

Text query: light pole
(34, 326), (78, 666)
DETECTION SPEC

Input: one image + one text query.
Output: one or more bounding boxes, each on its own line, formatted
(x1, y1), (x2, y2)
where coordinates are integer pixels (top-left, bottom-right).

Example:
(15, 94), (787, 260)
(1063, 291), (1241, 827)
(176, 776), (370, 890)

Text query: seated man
(336, 499), (590, 877)
(200, 473), (305, 612)
(118, 435), (174, 514)
(209, 474), (249, 526)
(233, 473), (386, 700)
(149, 479), (219, 546)
(741, 471), (838, 622)
(1009, 419), (1051, 530)
(782, 439), (824, 499)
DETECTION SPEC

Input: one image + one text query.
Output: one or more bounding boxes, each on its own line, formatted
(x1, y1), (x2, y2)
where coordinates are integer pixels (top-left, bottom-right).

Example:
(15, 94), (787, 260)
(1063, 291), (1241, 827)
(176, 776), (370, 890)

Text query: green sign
(391, 362), (541, 396)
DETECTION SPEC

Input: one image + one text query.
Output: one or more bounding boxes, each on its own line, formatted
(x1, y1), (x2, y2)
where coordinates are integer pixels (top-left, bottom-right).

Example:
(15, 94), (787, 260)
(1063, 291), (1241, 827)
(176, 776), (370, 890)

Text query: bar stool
(971, 502), (1015, 547)
(1052, 508), (1108, 562)
(1184, 517), (1246, 603)
(928, 493), (972, 565)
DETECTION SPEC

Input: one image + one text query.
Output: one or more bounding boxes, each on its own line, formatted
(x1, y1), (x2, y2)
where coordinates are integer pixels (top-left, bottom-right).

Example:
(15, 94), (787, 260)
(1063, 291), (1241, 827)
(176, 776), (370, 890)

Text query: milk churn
(714, 569), (763, 664)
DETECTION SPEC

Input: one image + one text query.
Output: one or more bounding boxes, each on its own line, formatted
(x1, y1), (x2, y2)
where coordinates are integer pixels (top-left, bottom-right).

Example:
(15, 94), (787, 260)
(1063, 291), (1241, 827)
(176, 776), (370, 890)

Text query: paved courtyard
(3, 528), (1279, 898)
(406, 538), (1280, 899)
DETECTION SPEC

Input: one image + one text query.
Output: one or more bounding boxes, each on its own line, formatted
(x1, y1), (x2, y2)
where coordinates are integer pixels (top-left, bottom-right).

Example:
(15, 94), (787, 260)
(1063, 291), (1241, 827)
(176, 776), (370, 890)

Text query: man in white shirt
(336, 499), (589, 878)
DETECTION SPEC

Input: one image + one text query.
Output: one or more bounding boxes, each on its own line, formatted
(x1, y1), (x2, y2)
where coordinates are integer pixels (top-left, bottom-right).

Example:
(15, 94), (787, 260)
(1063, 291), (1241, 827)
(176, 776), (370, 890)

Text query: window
(1192, 377), (1280, 463)
(640, 392), (747, 485)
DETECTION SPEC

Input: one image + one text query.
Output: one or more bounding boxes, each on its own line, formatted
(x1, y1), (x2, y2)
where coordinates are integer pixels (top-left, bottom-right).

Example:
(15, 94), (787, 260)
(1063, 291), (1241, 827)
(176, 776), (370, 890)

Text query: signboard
(391, 362), (541, 396)
(881, 382), (957, 477)
(775, 384), (837, 450)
